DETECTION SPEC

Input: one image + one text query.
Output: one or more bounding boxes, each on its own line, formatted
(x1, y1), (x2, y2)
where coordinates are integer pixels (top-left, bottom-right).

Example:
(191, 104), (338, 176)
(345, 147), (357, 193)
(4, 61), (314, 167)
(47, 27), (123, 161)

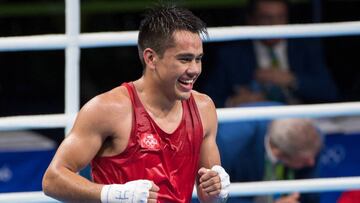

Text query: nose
(306, 157), (315, 167)
(187, 60), (201, 76)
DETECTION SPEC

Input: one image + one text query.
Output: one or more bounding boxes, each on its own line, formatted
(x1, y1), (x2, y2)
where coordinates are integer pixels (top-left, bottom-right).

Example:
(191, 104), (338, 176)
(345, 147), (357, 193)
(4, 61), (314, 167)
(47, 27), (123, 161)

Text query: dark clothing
(216, 103), (321, 203)
(204, 39), (339, 108)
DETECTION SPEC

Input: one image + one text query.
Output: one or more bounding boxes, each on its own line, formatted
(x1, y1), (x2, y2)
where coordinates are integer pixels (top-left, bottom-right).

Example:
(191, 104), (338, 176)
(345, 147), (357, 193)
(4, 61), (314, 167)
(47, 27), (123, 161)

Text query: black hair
(137, 3), (208, 67)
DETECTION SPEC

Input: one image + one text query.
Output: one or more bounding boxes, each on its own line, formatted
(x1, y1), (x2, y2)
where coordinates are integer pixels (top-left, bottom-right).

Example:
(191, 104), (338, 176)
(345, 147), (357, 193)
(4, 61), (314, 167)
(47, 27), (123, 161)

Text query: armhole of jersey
(190, 93), (204, 138)
(121, 83), (136, 145)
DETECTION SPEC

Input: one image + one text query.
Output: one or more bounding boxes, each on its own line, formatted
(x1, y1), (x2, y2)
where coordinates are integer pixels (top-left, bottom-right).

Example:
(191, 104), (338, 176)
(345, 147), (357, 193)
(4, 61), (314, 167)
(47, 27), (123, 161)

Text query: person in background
(203, 0), (339, 108)
(42, 4), (230, 203)
(217, 118), (323, 203)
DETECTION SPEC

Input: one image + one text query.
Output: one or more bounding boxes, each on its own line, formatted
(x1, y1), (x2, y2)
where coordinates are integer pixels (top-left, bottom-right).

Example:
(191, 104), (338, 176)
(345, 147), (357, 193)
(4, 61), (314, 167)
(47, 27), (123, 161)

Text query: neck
(261, 38), (284, 47)
(133, 77), (181, 117)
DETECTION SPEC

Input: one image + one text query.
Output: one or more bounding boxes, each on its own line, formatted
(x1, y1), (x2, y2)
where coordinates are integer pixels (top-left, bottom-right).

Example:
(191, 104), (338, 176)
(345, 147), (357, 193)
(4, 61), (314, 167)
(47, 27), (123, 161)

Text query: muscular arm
(197, 93), (221, 169)
(194, 92), (229, 202)
(42, 88), (132, 202)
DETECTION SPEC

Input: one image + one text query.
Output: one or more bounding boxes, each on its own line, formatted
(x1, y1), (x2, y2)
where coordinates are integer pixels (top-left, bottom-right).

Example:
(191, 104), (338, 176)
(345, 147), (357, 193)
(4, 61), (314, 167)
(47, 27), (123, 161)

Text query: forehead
(256, 1), (287, 14)
(168, 30), (203, 53)
(290, 149), (318, 161)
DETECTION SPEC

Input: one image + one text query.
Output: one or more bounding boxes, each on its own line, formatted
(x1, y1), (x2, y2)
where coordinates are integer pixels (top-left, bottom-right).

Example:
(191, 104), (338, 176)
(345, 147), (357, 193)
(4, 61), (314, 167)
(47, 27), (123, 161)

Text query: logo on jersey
(140, 133), (160, 150)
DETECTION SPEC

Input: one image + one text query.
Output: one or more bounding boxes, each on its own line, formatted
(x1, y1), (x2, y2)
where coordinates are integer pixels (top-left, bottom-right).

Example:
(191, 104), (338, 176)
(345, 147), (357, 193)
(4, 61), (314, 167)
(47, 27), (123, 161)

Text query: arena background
(0, 0), (359, 122)
(0, 0), (359, 202)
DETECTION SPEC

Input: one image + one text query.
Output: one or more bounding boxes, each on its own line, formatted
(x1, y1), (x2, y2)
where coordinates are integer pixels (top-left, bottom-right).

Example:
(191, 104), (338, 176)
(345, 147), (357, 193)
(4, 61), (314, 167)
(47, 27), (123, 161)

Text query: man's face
(153, 30), (203, 100)
(278, 151), (317, 169)
(252, 1), (288, 46)
(253, 1), (288, 26)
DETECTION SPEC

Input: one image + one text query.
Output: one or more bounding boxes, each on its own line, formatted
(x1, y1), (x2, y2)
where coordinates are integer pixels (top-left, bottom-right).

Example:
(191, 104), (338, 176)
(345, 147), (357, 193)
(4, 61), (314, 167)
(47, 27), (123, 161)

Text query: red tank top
(91, 82), (203, 202)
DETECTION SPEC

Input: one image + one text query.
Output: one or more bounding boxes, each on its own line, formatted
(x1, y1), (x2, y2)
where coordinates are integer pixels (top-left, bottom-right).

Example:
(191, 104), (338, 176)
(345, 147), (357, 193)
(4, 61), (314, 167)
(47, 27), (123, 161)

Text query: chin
(289, 165), (303, 170)
(174, 85), (192, 100)
(177, 92), (191, 100)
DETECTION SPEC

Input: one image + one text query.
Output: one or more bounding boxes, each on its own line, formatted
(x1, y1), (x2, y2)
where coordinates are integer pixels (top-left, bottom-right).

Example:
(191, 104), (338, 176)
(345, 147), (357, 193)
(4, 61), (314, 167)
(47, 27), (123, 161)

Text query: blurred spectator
(203, 0), (339, 108)
(217, 118), (323, 203)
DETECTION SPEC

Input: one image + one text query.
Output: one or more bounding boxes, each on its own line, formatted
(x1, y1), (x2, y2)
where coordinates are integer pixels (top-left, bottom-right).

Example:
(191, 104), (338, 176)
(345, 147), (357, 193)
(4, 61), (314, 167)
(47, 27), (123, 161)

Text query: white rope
(0, 191), (55, 203)
(1, 21), (360, 51)
(0, 34), (67, 51)
(208, 21), (360, 42)
(217, 101), (360, 122)
(0, 114), (75, 131)
(0, 101), (359, 131)
(79, 31), (138, 48)
(227, 177), (360, 196)
(0, 176), (359, 202)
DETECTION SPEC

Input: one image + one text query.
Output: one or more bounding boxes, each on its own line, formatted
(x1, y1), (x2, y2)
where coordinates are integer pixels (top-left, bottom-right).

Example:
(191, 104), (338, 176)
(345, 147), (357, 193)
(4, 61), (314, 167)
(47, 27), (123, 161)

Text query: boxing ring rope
(1, 177), (360, 202)
(1, 101), (360, 131)
(1, 0), (360, 201)
(1, 21), (360, 51)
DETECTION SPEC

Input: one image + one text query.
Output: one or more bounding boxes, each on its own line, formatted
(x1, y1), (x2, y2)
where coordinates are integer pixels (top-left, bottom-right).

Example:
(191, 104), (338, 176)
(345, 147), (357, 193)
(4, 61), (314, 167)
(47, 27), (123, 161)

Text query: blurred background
(0, 0), (359, 200)
(0, 0), (359, 121)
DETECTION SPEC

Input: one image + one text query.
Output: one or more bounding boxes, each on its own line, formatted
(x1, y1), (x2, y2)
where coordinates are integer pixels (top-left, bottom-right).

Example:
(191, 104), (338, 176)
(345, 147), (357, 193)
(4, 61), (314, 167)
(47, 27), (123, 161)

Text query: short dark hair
(138, 4), (208, 66)
(246, 0), (289, 16)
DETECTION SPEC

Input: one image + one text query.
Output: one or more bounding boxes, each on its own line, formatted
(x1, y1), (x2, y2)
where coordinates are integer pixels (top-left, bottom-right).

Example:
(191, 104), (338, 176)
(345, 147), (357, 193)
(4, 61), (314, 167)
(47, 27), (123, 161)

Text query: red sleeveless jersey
(91, 82), (204, 202)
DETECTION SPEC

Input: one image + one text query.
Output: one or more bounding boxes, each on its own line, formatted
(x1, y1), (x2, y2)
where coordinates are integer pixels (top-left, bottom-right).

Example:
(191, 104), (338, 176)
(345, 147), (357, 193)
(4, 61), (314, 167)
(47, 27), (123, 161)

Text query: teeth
(180, 79), (193, 84)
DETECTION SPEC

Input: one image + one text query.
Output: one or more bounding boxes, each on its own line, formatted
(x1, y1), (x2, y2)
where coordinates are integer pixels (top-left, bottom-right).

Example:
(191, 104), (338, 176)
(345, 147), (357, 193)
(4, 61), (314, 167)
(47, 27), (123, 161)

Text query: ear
(272, 147), (282, 159)
(143, 48), (157, 70)
(269, 142), (282, 160)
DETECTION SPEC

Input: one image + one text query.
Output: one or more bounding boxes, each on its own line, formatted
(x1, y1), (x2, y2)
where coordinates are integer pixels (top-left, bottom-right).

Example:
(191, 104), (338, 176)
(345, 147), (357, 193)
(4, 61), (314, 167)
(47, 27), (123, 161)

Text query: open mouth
(178, 78), (194, 91)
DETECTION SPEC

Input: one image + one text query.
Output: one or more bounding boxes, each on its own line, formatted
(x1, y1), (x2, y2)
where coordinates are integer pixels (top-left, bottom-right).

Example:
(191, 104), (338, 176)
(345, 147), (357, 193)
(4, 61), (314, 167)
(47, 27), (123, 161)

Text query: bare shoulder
(67, 86), (133, 157)
(75, 86), (132, 134)
(191, 90), (216, 111)
(191, 90), (217, 137)
(82, 86), (130, 115)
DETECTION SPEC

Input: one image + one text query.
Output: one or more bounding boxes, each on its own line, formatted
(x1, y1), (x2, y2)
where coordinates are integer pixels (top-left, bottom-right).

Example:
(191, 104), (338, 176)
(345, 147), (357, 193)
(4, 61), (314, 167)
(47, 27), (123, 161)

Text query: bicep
(51, 130), (103, 173)
(197, 94), (221, 169)
(199, 133), (221, 169)
(49, 101), (110, 173)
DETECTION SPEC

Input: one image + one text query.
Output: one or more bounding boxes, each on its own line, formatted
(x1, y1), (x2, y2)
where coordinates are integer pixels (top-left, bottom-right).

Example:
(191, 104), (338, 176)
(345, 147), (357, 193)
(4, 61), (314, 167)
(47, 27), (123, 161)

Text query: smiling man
(42, 4), (230, 203)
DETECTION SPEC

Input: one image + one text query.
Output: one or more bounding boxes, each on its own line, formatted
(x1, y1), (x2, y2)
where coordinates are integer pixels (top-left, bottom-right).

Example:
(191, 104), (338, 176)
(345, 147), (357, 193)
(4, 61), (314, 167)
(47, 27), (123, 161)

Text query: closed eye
(178, 57), (193, 63)
(177, 53), (203, 63)
(195, 55), (203, 63)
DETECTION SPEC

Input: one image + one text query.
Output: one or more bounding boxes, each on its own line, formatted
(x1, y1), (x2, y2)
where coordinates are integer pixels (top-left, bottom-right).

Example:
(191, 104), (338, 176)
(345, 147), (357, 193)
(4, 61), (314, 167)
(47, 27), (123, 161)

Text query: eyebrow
(176, 53), (204, 58)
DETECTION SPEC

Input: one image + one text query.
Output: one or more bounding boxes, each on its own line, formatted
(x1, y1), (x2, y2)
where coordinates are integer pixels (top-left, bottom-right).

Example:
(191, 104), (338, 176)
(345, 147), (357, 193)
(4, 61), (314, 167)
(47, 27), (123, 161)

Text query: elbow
(42, 170), (51, 196)
(42, 167), (57, 197)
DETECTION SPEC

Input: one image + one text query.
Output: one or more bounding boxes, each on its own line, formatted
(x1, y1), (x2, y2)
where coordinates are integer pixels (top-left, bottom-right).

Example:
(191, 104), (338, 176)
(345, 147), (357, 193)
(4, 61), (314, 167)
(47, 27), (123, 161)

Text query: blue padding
(0, 150), (55, 193)
(319, 132), (360, 203)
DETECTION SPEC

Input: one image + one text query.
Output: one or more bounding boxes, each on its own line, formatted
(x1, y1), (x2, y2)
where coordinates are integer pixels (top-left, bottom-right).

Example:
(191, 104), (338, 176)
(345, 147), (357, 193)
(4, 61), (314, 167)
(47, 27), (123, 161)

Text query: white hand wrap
(211, 165), (230, 202)
(100, 179), (152, 203)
